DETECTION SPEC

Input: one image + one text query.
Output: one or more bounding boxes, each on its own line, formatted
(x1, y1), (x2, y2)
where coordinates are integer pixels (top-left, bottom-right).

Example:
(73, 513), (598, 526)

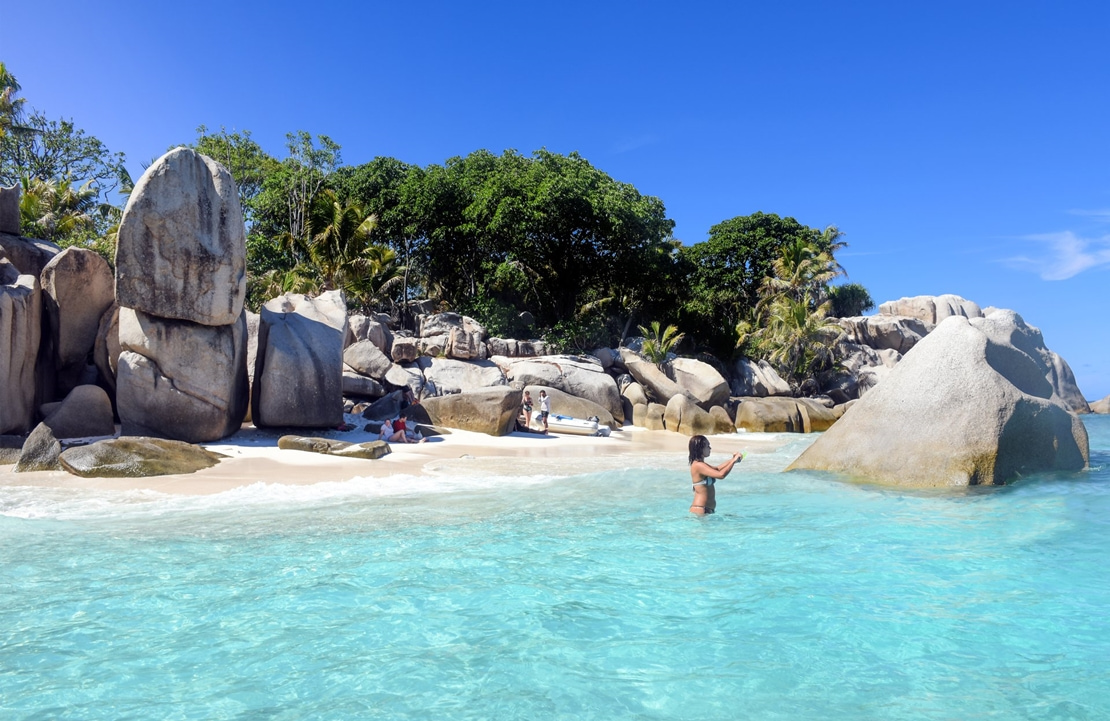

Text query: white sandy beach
(0, 423), (792, 495)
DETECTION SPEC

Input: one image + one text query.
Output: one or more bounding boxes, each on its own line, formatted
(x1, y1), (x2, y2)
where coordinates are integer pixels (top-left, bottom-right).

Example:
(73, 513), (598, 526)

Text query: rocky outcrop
(788, 311), (1089, 487)
(342, 370), (385, 398)
(59, 437), (227, 477)
(391, 336), (419, 363)
(731, 359), (792, 397)
(117, 308), (249, 442)
(495, 355), (623, 423)
(410, 387), (520, 436)
(487, 338), (546, 357)
(1, 260), (41, 434)
(253, 291), (347, 428)
(708, 406), (736, 434)
(663, 395), (728, 437)
(14, 422), (61, 472)
(0, 233), (61, 278)
(633, 402), (666, 430)
(736, 397), (808, 433)
(41, 247), (115, 393)
(420, 357), (506, 394)
(624, 355), (694, 408)
(347, 313), (393, 353)
(1091, 395), (1110, 414)
(1042, 349), (1091, 414)
(42, 384), (115, 439)
(669, 357), (730, 409)
(344, 340), (394, 379)
(417, 312), (488, 360)
(277, 435), (391, 460)
(115, 148), (246, 326)
(838, 315), (928, 355)
(523, 385), (617, 429)
(622, 381), (648, 408)
(878, 294), (983, 329)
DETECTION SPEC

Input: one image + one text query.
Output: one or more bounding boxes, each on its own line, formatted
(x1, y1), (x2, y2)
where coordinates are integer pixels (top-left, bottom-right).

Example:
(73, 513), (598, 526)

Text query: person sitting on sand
(379, 418), (410, 444)
(395, 416), (427, 443)
(688, 434), (743, 515)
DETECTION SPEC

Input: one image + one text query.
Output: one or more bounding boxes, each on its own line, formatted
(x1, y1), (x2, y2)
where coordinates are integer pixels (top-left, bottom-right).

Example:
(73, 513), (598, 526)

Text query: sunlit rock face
(788, 310), (1089, 488)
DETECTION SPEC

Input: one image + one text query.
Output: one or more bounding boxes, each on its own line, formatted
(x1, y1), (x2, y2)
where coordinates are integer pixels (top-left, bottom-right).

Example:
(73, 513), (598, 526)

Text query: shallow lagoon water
(2, 418), (1108, 720)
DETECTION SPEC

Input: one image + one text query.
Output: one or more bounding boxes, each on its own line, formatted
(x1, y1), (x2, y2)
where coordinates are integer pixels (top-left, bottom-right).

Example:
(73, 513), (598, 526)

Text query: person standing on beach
(688, 435), (743, 515)
(521, 390), (534, 429)
(538, 390), (550, 433)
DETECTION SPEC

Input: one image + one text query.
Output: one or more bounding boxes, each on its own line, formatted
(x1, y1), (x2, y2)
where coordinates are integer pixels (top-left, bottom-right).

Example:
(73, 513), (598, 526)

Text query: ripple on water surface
(1, 418), (1109, 719)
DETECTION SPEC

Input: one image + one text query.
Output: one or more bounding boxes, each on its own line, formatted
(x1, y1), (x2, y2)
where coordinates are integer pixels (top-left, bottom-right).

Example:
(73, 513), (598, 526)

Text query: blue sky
(6, 1), (1109, 399)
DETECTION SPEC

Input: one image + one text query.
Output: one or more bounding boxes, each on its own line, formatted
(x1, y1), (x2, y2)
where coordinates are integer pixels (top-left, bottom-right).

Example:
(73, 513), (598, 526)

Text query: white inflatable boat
(531, 412), (610, 437)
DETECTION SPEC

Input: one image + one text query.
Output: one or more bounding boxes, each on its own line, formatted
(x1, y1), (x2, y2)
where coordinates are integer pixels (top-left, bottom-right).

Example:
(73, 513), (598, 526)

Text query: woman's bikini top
(692, 476), (715, 489)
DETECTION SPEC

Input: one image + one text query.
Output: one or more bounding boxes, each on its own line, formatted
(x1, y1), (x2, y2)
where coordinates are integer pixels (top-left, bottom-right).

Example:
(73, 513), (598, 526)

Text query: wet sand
(0, 424), (791, 496)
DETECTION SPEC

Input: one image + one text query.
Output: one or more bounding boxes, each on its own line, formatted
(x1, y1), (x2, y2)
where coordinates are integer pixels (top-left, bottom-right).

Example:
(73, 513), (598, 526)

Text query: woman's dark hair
(688, 435), (710, 465)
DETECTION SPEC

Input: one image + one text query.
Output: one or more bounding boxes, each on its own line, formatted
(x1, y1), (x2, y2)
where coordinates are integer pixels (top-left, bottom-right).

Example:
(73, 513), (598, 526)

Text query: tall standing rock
(114, 148), (248, 442)
(253, 292), (347, 428)
(41, 247), (115, 394)
(115, 147), (246, 326)
(0, 259), (41, 434)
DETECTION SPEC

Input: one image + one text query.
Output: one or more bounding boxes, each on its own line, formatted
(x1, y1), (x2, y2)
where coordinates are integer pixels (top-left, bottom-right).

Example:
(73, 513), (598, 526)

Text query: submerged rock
(59, 437), (227, 477)
(788, 311), (1089, 487)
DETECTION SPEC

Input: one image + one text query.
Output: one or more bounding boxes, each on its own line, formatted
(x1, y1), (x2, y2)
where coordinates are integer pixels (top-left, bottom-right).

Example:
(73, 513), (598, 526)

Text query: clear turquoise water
(2, 417), (1108, 720)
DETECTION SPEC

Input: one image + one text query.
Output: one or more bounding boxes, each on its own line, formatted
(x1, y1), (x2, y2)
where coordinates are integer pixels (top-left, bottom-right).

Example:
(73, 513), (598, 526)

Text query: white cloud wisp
(1007, 231), (1110, 280)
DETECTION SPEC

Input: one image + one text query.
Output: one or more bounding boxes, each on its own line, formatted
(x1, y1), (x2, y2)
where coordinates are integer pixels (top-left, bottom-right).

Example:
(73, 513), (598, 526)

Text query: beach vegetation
(638, 321), (685, 365)
(828, 282), (875, 317)
(736, 236), (848, 392)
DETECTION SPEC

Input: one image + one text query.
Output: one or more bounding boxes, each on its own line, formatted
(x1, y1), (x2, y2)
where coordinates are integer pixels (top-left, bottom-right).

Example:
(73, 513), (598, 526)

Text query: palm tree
(761, 236), (845, 305)
(638, 320), (685, 365)
(305, 188), (379, 290)
(754, 294), (843, 387)
(344, 243), (405, 313)
(19, 176), (97, 244)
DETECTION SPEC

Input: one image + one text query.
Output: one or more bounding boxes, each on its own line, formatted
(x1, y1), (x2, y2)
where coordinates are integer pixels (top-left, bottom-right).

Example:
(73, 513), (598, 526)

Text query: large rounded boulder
(117, 308), (249, 442)
(253, 292), (347, 428)
(115, 147), (246, 326)
(420, 357), (507, 394)
(495, 355), (623, 423)
(41, 247), (115, 394)
(669, 357), (730, 409)
(410, 387), (520, 436)
(788, 311), (1089, 487)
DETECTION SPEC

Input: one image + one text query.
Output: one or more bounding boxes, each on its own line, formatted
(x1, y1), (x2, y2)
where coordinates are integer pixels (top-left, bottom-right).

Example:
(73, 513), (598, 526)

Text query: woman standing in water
(688, 435), (744, 515)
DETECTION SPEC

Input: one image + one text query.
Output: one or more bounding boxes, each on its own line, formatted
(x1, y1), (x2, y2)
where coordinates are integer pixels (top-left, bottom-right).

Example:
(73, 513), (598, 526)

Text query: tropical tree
(303, 189), (378, 290)
(638, 321), (685, 365)
(738, 293), (843, 391)
(0, 62), (26, 138)
(19, 175), (97, 245)
(679, 212), (832, 354)
(760, 233), (845, 304)
(828, 282), (875, 318)
(0, 111), (126, 195)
